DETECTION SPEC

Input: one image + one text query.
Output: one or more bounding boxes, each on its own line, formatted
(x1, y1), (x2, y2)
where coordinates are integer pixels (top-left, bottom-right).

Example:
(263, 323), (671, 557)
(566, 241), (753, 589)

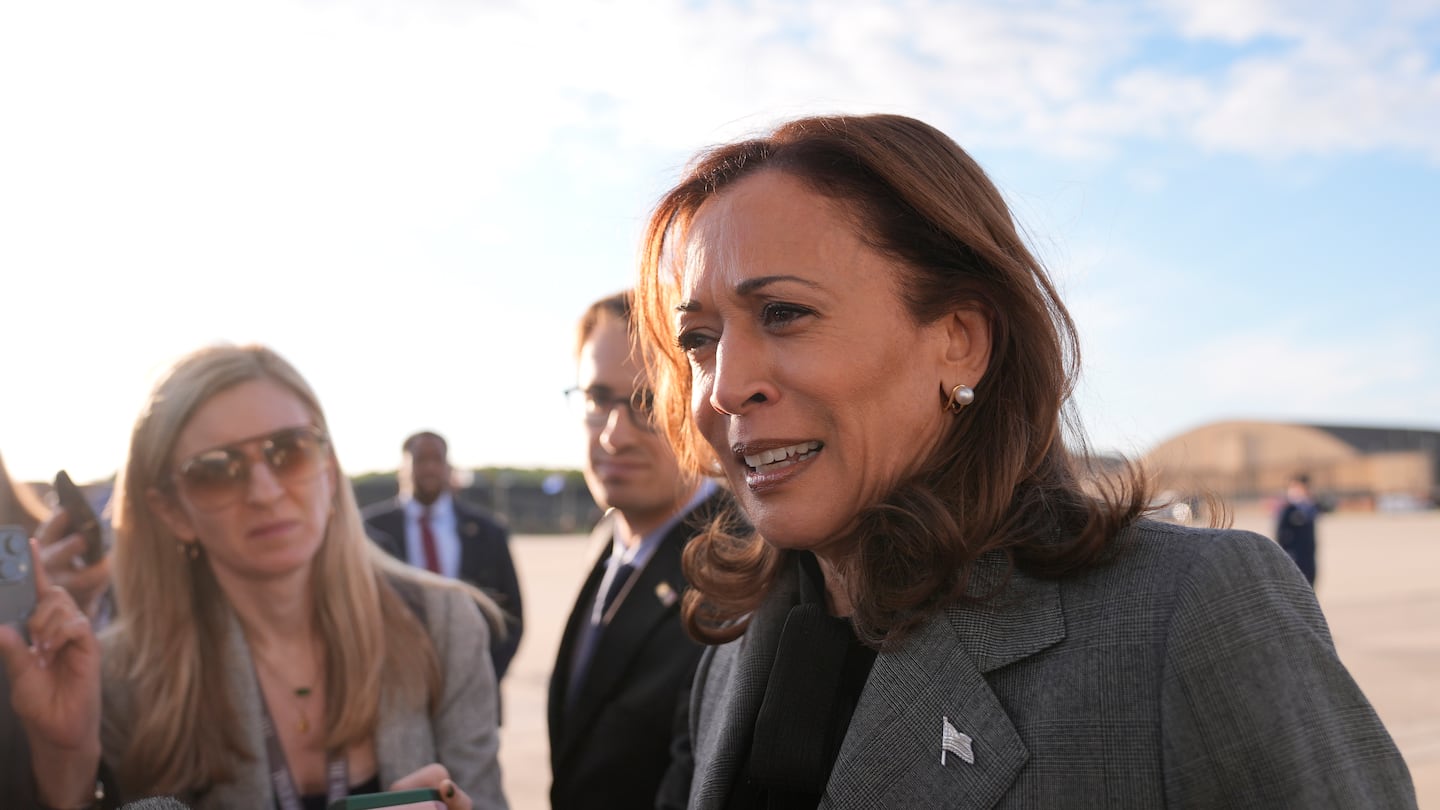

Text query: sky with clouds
(2, 0), (1437, 484)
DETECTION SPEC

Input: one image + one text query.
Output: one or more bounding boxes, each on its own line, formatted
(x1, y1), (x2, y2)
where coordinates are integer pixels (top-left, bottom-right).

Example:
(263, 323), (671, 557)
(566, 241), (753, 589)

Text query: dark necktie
(598, 561), (637, 617)
(419, 506), (441, 574)
(566, 560), (638, 707)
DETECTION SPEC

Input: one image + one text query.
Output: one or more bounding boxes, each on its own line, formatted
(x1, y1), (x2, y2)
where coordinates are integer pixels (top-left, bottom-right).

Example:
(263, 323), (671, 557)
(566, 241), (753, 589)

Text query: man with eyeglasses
(548, 291), (726, 810)
(362, 431), (524, 686)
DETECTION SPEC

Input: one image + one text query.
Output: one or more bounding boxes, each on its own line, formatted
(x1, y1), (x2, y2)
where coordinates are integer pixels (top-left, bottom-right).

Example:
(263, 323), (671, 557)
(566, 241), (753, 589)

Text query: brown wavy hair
(633, 114), (1150, 648)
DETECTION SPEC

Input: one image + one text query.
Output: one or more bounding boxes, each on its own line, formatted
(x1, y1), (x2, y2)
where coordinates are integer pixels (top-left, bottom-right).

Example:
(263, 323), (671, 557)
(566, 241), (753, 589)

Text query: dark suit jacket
(1276, 500), (1319, 584)
(688, 520), (1416, 809)
(363, 496), (523, 681)
(547, 491), (725, 810)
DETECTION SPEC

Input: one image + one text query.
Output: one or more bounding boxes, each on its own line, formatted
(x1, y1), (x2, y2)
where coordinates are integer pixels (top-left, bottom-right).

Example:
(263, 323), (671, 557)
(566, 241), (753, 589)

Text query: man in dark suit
(1276, 472), (1320, 585)
(548, 291), (725, 810)
(362, 431), (524, 681)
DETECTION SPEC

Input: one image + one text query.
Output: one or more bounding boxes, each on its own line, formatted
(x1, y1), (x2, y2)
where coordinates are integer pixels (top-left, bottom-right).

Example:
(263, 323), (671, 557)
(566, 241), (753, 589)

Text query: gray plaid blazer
(688, 520), (1416, 808)
(101, 579), (508, 810)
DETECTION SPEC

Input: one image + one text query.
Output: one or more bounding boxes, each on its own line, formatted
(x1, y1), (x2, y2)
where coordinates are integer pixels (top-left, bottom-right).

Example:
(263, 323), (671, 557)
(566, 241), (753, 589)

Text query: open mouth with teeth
(742, 440), (823, 472)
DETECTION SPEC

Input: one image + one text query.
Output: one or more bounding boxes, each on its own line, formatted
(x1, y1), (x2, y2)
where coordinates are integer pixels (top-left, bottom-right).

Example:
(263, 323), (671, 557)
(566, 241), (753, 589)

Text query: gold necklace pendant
(295, 686), (313, 734)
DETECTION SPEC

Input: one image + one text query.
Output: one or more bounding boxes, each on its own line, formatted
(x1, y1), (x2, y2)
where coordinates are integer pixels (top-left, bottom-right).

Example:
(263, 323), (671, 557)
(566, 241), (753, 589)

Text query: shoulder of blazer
(452, 498), (509, 538)
(360, 496), (403, 522)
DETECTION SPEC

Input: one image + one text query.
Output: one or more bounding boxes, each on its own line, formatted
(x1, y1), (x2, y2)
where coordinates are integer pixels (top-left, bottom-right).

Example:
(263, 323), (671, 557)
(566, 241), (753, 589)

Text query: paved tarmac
(497, 509), (1439, 808)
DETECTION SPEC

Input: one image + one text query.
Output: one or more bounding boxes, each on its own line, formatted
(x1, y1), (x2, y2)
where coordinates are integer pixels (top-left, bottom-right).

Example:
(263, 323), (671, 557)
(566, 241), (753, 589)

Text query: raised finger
(39, 533), (86, 570)
(34, 510), (73, 547)
(30, 584), (81, 635)
(65, 556), (111, 594)
(28, 591), (91, 667)
(30, 538), (56, 593)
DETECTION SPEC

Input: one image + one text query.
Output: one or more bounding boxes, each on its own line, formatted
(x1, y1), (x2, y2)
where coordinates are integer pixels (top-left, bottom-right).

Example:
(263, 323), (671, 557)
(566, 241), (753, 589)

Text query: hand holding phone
(0, 537), (104, 809)
(52, 471), (105, 566)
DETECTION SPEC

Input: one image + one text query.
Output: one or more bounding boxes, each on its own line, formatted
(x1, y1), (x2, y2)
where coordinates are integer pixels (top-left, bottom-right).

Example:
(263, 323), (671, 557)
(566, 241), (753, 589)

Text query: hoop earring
(945, 383), (975, 414)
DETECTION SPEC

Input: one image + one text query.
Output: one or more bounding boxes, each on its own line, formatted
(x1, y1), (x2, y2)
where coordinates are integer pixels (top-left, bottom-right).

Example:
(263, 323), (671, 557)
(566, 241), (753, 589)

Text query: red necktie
(419, 506), (441, 574)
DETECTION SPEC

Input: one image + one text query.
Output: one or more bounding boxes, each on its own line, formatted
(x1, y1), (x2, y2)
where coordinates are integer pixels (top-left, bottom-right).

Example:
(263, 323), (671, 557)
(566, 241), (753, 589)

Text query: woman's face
(675, 170), (971, 555)
(152, 378), (337, 586)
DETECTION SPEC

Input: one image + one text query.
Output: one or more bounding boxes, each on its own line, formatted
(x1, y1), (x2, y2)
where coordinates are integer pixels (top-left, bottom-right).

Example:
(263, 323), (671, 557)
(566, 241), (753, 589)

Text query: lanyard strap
(255, 671), (348, 810)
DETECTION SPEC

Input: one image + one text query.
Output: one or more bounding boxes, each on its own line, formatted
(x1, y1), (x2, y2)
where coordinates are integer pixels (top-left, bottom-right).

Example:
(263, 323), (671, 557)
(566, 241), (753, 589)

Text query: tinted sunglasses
(170, 425), (330, 510)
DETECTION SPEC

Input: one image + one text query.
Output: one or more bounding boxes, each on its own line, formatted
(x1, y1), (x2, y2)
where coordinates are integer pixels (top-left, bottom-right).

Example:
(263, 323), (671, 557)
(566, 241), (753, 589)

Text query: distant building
(1142, 421), (1439, 510)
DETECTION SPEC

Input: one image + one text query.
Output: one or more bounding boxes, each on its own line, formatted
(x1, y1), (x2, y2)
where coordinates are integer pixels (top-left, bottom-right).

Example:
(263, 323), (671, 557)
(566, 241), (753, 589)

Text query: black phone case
(326, 788), (443, 809)
(53, 470), (105, 565)
(0, 525), (37, 640)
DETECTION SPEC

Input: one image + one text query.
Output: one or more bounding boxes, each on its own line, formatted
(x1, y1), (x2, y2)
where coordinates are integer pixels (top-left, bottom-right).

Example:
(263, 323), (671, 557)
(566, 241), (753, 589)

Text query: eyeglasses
(169, 426), (330, 511)
(564, 385), (656, 433)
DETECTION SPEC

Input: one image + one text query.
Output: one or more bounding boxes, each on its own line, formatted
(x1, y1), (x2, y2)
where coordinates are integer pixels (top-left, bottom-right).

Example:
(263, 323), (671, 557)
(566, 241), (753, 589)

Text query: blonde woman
(2, 345), (507, 809)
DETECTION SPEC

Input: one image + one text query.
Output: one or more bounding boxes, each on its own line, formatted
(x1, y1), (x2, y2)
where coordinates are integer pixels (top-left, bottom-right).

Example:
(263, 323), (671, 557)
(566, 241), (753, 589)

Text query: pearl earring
(945, 383), (975, 413)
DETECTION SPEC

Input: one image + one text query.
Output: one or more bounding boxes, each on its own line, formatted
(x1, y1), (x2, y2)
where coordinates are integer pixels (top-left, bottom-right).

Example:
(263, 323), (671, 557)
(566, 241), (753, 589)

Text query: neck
(812, 551), (854, 618)
(614, 482), (702, 548)
(214, 565), (318, 653)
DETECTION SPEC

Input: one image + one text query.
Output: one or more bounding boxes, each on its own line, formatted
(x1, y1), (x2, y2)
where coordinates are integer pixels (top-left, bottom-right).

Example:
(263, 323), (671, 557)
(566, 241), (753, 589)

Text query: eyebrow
(675, 274), (821, 313)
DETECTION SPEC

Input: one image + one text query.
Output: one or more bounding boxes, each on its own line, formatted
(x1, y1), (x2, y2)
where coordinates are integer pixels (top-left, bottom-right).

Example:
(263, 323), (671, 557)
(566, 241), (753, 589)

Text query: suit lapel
(559, 517), (691, 760)
(366, 500), (407, 561)
(690, 560), (800, 809)
(202, 611), (276, 807)
(823, 558), (1066, 809)
(452, 500), (485, 582)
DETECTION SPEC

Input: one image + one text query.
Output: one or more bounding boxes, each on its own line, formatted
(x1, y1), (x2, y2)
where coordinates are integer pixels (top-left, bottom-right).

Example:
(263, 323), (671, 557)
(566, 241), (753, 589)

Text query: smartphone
(327, 789), (443, 810)
(53, 470), (105, 565)
(0, 525), (37, 640)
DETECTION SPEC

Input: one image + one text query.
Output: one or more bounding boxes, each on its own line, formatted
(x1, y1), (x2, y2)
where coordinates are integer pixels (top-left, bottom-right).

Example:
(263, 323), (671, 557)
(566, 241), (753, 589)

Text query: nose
(244, 457), (286, 504)
(598, 402), (642, 453)
(706, 335), (774, 416)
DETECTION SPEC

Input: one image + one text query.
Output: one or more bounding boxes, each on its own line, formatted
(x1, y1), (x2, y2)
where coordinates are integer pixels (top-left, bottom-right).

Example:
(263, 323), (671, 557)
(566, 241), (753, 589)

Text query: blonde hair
(107, 345), (474, 796)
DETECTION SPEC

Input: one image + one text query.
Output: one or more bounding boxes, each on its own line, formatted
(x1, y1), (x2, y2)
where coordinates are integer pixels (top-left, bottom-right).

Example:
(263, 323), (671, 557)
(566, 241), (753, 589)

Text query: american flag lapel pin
(942, 716), (974, 765)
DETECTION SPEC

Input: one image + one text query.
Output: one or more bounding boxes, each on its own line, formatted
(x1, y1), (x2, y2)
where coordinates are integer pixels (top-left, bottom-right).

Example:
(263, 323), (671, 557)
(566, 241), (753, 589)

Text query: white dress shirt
(402, 491), (462, 579)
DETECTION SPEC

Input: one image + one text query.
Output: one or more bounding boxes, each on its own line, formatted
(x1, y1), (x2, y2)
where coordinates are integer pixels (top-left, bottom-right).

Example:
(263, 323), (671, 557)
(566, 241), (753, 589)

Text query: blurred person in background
(363, 431), (524, 686)
(633, 113), (1414, 808)
(548, 291), (729, 810)
(1, 345), (507, 809)
(1276, 473), (1320, 586)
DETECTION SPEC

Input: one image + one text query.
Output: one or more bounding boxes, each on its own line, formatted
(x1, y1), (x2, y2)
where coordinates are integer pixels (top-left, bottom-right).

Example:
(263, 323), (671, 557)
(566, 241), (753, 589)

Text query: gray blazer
(101, 580), (508, 810)
(689, 520), (1416, 808)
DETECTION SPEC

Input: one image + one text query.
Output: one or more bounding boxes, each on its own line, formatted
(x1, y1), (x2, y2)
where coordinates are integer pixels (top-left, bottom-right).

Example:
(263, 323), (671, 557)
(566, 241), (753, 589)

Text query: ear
(145, 486), (198, 542)
(940, 305), (992, 388)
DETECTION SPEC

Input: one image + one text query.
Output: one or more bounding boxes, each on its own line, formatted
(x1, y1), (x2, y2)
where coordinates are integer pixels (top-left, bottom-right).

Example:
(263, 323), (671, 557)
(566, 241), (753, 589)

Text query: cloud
(1, 0), (1436, 481)
(1076, 314), (1440, 454)
(5, 0), (1434, 177)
